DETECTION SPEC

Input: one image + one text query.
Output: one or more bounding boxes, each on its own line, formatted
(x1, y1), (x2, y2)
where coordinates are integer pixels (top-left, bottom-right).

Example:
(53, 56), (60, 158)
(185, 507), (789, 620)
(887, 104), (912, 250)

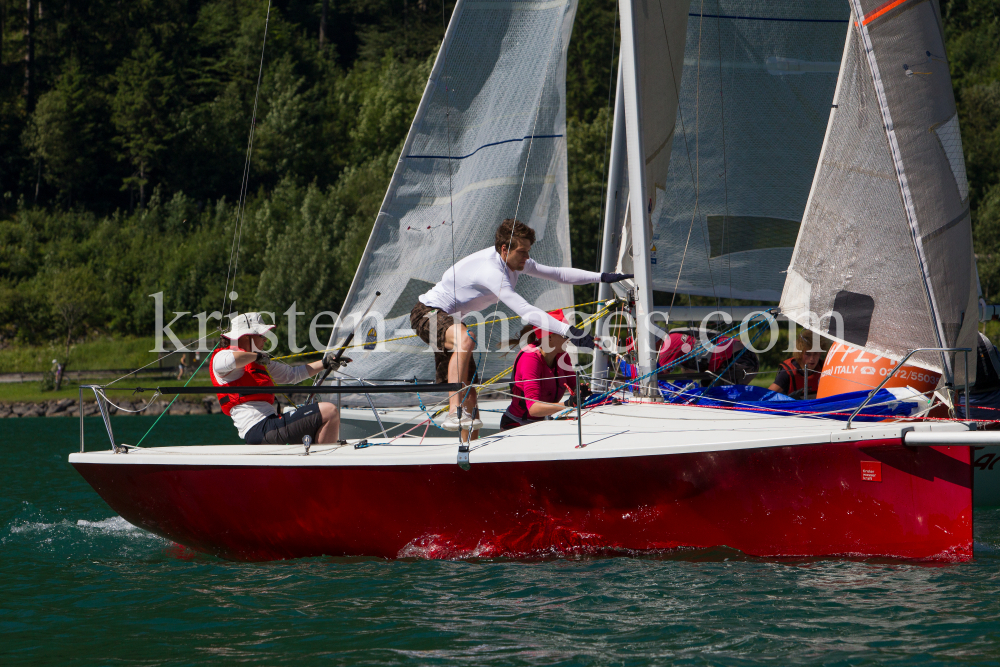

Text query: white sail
(331, 0), (579, 385)
(649, 1), (848, 303)
(781, 0), (978, 381)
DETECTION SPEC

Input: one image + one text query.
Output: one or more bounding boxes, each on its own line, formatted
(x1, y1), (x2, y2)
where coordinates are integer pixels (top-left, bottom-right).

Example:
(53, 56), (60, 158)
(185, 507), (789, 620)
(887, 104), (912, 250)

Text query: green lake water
(3, 415), (1000, 665)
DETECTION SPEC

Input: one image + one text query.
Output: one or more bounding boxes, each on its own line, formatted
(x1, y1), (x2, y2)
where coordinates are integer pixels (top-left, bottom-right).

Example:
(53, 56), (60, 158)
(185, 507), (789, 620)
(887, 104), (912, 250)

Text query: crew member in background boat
(410, 218), (631, 432)
(657, 328), (759, 387)
(957, 332), (1000, 420)
(769, 330), (823, 399)
(500, 310), (590, 431)
(210, 312), (350, 445)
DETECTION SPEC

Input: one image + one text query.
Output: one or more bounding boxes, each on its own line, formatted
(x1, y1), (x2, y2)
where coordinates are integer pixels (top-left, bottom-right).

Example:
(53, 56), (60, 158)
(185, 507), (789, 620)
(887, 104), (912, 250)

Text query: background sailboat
(648, 1), (847, 303)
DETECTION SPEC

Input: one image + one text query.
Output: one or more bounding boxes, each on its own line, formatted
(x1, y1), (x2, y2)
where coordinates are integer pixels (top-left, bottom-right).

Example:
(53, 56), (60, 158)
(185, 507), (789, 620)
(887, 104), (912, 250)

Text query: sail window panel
(385, 280), (438, 319)
(649, 0), (848, 303)
(706, 215), (800, 258)
(831, 290), (876, 347)
(932, 114), (969, 202)
(337, 0), (579, 392)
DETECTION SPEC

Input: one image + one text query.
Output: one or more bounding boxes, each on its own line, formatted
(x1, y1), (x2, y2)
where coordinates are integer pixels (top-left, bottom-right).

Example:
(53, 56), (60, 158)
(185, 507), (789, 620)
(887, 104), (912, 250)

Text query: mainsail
(781, 0), (978, 381)
(331, 0), (579, 385)
(647, 0), (848, 303)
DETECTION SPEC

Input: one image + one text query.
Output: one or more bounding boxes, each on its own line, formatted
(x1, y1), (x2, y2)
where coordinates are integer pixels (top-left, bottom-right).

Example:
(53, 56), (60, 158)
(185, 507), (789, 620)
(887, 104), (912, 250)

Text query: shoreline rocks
(0, 396), (222, 418)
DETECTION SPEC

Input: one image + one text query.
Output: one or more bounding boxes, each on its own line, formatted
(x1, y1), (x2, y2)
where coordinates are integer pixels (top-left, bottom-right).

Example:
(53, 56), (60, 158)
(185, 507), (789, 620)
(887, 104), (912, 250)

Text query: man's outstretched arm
(520, 260), (601, 285)
(496, 284), (596, 349)
(522, 260), (633, 285)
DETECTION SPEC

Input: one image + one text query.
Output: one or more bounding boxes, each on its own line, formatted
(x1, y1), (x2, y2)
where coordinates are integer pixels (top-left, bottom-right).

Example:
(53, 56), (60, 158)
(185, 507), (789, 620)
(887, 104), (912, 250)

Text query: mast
(619, 0), (658, 396)
(592, 61), (626, 392)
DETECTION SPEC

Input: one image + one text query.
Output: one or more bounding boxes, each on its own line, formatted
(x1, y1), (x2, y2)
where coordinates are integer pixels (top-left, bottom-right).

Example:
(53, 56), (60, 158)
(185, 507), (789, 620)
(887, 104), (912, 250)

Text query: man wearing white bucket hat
(210, 312), (350, 445)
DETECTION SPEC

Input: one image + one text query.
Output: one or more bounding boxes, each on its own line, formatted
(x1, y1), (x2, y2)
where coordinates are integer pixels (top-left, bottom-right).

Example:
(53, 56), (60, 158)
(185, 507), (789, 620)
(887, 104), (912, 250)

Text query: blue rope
(702, 313), (774, 392)
(417, 392), (441, 427)
(581, 312), (771, 409)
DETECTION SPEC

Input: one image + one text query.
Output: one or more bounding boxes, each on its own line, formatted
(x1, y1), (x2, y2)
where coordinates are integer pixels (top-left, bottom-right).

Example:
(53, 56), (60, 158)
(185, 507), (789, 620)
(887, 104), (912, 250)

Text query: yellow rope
(272, 298), (615, 361)
(479, 303), (615, 387)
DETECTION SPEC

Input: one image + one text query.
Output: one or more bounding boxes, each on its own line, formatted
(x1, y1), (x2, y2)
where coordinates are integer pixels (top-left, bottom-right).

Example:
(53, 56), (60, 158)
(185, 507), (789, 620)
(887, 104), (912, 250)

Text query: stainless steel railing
(845, 347), (971, 430)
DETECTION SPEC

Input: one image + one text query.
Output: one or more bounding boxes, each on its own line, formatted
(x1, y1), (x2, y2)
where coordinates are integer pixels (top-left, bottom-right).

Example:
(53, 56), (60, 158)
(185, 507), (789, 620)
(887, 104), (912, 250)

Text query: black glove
(566, 326), (595, 350)
(564, 383), (593, 408)
(254, 352), (271, 365)
(322, 355), (353, 371)
(601, 272), (634, 283)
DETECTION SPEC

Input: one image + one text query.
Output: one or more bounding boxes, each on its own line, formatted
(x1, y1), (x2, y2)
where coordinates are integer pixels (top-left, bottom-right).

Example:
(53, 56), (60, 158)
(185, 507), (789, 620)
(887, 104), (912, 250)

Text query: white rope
(96, 388), (162, 414)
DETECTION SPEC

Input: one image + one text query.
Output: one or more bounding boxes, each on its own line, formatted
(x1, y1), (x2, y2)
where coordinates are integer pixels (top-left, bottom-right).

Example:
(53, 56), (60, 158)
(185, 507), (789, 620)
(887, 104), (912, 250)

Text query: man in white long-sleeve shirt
(210, 312), (348, 444)
(410, 218), (632, 431)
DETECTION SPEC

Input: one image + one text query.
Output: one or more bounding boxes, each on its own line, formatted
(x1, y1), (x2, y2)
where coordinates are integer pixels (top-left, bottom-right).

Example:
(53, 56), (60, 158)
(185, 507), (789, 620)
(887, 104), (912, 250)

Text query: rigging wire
(477, 14), (568, 404)
(440, 0), (465, 417)
(220, 0), (272, 323)
(106, 3), (270, 402)
(593, 2), (620, 301)
(658, 2), (708, 317)
(715, 0), (733, 319)
(660, 0), (718, 317)
(690, 1), (723, 313)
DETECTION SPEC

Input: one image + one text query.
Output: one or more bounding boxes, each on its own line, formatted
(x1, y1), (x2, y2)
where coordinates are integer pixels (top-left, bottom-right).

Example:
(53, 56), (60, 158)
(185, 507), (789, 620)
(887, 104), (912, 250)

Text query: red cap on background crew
(533, 309), (567, 341)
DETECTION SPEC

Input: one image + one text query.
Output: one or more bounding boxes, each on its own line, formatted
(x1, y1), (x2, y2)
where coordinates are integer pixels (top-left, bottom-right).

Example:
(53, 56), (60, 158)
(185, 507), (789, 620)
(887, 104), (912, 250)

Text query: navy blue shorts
(244, 403), (323, 445)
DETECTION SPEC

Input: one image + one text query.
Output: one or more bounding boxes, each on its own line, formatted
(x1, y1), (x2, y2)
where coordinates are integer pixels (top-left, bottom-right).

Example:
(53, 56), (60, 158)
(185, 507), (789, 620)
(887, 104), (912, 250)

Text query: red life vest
(209, 348), (275, 416)
(658, 332), (740, 373)
(780, 358), (821, 395)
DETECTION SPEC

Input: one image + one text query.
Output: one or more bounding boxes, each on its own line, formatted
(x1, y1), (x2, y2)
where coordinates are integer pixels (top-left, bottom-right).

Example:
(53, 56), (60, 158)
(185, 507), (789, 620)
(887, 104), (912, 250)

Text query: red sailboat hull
(72, 440), (973, 561)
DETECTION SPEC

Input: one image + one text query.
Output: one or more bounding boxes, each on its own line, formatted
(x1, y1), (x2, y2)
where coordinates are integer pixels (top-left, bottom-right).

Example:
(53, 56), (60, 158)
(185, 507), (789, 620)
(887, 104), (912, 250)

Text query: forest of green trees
(0, 0), (997, 355)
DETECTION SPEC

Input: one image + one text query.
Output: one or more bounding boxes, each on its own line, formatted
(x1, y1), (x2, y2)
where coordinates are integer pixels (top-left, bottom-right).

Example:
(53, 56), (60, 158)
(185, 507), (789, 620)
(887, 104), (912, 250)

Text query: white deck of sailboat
(69, 403), (972, 467)
(339, 398), (507, 430)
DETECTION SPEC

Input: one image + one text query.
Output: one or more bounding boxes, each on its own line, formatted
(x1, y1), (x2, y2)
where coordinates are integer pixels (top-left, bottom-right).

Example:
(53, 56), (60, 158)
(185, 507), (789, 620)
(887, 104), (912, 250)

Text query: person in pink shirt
(500, 310), (590, 431)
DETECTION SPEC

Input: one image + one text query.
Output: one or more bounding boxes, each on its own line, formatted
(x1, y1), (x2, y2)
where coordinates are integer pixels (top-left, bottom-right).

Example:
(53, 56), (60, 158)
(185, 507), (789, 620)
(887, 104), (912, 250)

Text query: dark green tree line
(0, 0), (997, 355)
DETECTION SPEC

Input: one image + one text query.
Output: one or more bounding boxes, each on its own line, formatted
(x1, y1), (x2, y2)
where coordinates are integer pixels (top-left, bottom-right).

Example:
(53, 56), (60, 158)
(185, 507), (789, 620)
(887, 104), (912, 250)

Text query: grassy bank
(0, 335), (175, 374)
(0, 375), (215, 404)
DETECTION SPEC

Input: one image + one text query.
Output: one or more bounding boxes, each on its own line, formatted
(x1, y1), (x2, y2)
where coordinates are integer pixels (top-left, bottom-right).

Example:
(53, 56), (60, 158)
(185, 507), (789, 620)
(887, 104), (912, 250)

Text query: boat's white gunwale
(68, 403), (971, 468)
(70, 434), (827, 468)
